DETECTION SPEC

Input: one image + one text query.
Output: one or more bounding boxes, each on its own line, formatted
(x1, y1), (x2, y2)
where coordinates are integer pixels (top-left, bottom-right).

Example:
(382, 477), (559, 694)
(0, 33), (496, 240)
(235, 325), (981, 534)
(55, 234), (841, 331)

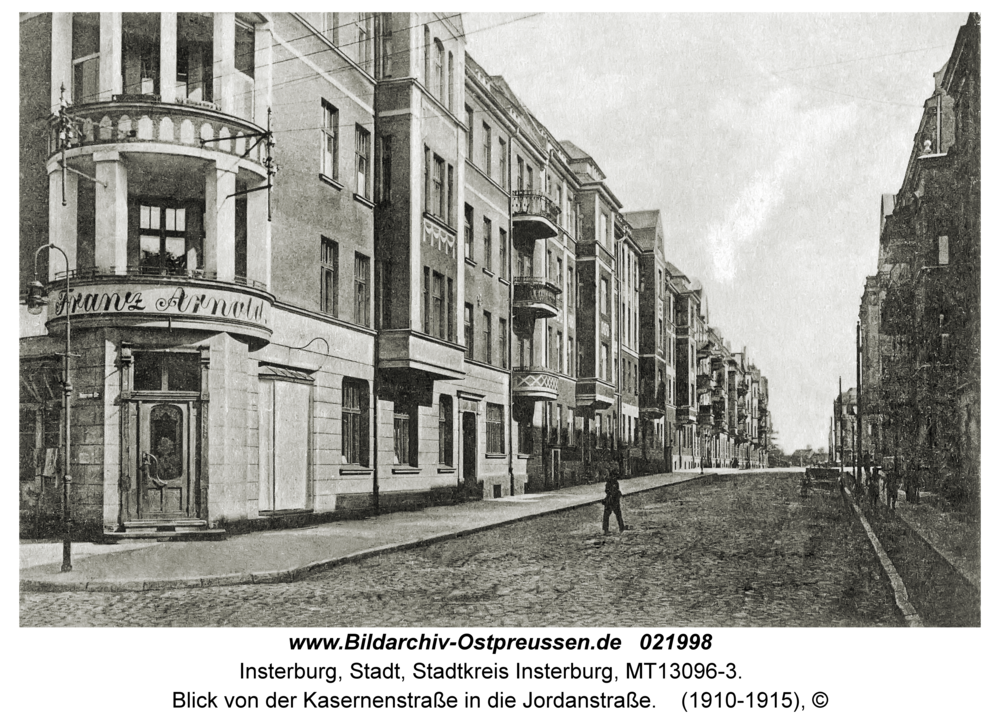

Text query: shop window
(439, 395), (454, 466)
(133, 352), (200, 392)
(487, 403), (505, 455)
(342, 378), (369, 466)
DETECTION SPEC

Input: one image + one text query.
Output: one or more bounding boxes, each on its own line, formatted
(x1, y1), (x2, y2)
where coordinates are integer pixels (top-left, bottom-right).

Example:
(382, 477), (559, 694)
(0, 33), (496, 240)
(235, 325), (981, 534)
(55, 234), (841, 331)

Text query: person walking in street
(603, 467), (627, 535)
(885, 468), (898, 510)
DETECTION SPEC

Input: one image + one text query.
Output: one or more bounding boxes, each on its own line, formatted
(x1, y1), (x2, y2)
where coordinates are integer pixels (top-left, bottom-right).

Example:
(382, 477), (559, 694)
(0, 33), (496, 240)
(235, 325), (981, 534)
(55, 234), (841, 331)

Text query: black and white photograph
(14, 7), (985, 723)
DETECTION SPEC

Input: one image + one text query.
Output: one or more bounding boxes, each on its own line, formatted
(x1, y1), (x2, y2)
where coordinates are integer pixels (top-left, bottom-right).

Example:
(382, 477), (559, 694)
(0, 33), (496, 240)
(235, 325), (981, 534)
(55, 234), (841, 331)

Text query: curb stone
(21, 473), (716, 593)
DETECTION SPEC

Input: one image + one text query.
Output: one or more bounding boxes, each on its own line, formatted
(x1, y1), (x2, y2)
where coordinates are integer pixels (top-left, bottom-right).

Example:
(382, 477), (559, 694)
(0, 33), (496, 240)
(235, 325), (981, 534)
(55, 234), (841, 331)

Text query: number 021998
(640, 633), (713, 650)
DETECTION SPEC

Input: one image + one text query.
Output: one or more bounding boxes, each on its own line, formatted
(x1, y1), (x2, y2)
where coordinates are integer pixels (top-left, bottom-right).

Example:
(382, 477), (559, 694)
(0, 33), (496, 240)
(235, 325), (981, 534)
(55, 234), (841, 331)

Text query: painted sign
(49, 282), (271, 328)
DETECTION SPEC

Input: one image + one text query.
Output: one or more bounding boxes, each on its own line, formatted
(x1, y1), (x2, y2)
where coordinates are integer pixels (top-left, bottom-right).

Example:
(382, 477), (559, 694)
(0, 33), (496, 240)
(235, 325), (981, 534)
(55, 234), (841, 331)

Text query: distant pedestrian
(603, 467), (626, 535)
(885, 470), (897, 510)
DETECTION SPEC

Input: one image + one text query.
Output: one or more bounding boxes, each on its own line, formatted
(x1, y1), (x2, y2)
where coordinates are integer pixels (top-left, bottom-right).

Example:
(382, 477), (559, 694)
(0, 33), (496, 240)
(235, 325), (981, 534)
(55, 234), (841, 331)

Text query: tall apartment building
(858, 13), (979, 505)
(20, 11), (775, 538)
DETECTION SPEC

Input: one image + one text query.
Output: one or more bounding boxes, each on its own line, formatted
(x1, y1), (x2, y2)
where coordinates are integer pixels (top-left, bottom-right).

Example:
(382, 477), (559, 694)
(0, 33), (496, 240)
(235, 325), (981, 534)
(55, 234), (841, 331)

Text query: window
(354, 253), (370, 326)
(557, 332), (564, 374)
(322, 102), (338, 180)
(72, 13), (100, 104)
(601, 344), (609, 380)
(321, 238), (338, 316)
(486, 403), (505, 454)
(377, 135), (392, 203)
(342, 379), (369, 465)
(428, 152), (444, 218)
(567, 337), (574, 377)
(375, 260), (391, 328)
(482, 122), (492, 175)
(464, 205), (474, 259)
(465, 303), (475, 359)
(446, 164), (454, 226)
(465, 106), (474, 159)
(235, 20), (255, 79)
(134, 352), (200, 392)
(526, 164), (534, 191)
(323, 13), (340, 44)
(499, 228), (508, 278)
(498, 138), (507, 189)
(357, 15), (372, 73)
(447, 51), (454, 111)
(600, 277), (609, 316)
(393, 404), (416, 466)
(447, 278), (455, 341)
(484, 311), (493, 365)
(423, 25), (430, 82)
(599, 212), (608, 245)
(519, 417), (533, 455)
(567, 266), (574, 309)
(439, 395), (454, 465)
(122, 13), (161, 96)
(547, 325), (553, 367)
(499, 318), (508, 368)
(355, 126), (370, 197)
(516, 156), (524, 191)
(378, 16), (392, 78)
(938, 235), (949, 265)
(422, 267), (430, 334)
(135, 202), (202, 276)
(483, 217), (492, 270)
(177, 13), (213, 104)
(432, 39), (444, 99)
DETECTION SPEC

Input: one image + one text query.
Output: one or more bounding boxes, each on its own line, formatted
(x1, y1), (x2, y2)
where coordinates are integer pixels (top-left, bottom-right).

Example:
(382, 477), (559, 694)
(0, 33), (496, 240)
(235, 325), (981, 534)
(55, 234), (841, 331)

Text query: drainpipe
(371, 14), (383, 516)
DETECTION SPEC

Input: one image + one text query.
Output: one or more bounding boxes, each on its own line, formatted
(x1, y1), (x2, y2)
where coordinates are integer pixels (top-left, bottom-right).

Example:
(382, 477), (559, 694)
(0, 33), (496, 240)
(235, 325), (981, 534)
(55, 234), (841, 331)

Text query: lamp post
(26, 244), (73, 572)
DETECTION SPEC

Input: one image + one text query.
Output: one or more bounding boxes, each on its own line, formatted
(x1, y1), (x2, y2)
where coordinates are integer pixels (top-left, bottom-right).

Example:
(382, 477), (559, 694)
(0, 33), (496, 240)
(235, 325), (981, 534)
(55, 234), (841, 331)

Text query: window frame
(486, 403), (505, 455)
(341, 378), (369, 466)
(320, 237), (338, 316)
(355, 125), (371, 198)
(321, 101), (339, 180)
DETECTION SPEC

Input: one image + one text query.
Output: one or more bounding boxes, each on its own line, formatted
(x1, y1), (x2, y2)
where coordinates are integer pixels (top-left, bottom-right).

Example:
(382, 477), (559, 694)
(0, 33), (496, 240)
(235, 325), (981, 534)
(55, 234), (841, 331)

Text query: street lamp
(26, 244), (73, 572)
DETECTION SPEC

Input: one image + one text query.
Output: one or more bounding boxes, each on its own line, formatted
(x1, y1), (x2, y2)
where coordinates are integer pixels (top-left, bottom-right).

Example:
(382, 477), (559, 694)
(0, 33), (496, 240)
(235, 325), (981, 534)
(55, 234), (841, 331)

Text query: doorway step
(105, 519), (227, 542)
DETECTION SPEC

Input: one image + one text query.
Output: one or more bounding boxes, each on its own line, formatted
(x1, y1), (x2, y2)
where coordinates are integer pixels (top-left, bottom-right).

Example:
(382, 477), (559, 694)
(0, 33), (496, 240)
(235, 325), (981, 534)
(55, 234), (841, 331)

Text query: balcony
(513, 277), (562, 318)
(43, 268), (274, 347)
(511, 191), (560, 240)
(696, 372), (713, 391)
(576, 378), (615, 410)
(513, 366), (559, 401)
(51, 98), (267, 167)
(377, 329), (466, 381)
(698, 405), (714, 426)
(639, 381), (665, 419)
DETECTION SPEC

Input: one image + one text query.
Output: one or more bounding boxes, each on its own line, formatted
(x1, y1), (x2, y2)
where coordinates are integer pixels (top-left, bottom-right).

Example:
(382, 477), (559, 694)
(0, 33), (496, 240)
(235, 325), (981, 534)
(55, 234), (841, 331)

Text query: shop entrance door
(136, 401), (198, 519)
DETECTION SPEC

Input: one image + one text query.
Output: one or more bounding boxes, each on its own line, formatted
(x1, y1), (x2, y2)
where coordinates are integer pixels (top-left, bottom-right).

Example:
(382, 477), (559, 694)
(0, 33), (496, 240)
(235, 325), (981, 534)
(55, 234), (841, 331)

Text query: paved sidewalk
(884, 489), (980, 590)
(20, 469), (745, 593)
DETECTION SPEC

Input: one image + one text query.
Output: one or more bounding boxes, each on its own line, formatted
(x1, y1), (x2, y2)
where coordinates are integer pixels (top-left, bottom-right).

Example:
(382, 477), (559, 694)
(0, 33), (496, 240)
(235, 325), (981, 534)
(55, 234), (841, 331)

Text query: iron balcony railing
(511, 190), (560, 224)
(51, 266), (268, 291)
(513, 277), (562, 311)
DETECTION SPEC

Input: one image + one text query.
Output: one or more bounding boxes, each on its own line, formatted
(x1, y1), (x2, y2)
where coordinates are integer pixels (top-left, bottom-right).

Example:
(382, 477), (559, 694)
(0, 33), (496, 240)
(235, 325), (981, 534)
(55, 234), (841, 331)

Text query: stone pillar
(94, 152), (128, 272)
(48, 169), (77, 278)
(205, 159), (236, 282)
(246, 175), (270, 288)
(51, 13), (73, 108)
(159, 13), (177, 104)
(214, 13), (236, 115)
(99, 13), (122, 102)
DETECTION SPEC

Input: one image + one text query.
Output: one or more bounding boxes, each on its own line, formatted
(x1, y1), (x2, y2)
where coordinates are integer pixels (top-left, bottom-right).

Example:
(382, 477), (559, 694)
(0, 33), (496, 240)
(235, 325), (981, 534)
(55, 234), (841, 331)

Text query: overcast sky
(463, 12), (969, 453)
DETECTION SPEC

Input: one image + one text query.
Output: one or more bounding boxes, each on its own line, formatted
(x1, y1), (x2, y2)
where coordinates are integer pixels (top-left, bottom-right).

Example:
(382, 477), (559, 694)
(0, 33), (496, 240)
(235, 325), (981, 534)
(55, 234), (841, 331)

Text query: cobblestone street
(20, 473), (900, 627)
